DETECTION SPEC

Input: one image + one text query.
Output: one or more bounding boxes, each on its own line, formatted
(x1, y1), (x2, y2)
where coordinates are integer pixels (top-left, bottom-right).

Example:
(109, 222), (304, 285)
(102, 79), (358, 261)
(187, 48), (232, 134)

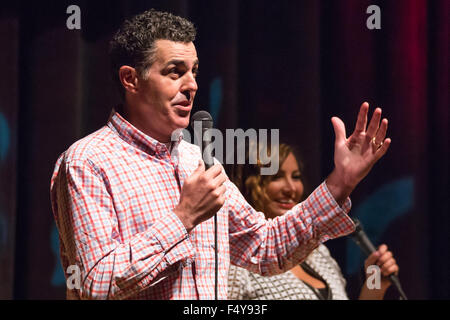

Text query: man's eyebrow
(165, 59), (199, 67)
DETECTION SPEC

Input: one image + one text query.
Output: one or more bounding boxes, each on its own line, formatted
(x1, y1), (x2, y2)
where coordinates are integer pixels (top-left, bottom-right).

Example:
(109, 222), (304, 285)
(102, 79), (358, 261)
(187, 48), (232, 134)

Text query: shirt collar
(107, 110), (184, 157)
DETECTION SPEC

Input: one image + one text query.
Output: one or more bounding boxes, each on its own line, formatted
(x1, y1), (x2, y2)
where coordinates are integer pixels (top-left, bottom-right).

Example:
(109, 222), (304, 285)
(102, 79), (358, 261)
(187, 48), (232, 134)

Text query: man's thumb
(194, 160), (205, 174)
(331, 117), (346, 143)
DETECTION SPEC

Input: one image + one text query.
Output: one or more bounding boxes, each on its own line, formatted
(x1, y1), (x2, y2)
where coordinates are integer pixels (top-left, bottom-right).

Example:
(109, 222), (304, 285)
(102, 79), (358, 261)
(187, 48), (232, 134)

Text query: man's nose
(181, 72), (198, 94)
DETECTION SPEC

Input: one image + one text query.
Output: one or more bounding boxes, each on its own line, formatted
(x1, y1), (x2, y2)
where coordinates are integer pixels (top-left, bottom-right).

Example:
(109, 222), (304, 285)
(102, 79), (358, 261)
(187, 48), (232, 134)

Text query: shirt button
(182, 258), (193, 267)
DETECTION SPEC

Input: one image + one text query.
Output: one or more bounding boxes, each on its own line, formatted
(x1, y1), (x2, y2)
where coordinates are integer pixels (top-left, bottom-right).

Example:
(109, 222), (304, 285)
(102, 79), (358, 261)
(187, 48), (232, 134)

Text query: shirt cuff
(148, 210), (195, 265)
(304, 181), (355, 242)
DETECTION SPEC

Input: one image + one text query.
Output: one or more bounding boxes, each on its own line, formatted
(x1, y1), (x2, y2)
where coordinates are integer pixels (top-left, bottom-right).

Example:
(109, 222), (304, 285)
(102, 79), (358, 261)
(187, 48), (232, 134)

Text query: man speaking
(50, 9), (391, 299)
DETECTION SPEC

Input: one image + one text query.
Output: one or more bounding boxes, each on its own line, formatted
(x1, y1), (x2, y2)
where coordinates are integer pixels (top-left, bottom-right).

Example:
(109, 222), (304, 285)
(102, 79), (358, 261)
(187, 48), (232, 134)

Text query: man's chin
(167, 119), (189, 134)
(177, 117), (190, 129)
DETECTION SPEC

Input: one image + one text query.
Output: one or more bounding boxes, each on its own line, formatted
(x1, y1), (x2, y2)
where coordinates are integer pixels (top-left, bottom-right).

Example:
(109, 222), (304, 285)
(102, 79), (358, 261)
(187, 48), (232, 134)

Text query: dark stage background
(0, 0), (448, 299)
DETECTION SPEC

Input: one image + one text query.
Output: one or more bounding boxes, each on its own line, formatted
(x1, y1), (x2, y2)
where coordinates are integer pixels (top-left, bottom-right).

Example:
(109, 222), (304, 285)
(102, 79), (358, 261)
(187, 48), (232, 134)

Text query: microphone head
(348, 217), (365, 240)
(351, 217), (363, 234)
(191, 110), (213, 129)
(348, 217), (377, 255)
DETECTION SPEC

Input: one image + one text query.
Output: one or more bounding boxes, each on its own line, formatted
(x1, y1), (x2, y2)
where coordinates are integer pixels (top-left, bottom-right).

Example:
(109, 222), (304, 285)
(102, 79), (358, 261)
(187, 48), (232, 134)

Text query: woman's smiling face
(263, 152), (304, 218)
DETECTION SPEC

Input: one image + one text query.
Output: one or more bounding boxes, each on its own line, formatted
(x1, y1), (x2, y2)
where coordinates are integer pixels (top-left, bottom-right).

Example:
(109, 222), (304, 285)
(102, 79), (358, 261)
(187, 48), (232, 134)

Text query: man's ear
(119, 66), (139, 94)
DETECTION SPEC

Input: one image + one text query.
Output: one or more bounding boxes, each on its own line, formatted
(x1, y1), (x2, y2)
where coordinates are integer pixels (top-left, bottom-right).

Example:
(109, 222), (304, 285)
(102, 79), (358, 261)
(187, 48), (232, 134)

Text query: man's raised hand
(326, 102), (391, 205)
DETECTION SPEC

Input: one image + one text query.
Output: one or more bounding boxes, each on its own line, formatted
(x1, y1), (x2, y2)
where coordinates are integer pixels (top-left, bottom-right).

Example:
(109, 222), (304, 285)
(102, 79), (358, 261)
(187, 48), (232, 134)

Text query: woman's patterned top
(228, 244), (349, 300)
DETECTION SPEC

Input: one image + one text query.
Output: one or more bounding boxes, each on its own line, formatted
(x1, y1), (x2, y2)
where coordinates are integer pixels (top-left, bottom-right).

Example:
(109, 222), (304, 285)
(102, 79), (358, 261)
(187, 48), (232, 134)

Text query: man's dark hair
(109, 9), (196, 99)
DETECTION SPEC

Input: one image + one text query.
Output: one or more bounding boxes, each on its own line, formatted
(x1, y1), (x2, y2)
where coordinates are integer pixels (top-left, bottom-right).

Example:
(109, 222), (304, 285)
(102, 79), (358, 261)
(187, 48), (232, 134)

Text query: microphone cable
(191, 110), (218, 300)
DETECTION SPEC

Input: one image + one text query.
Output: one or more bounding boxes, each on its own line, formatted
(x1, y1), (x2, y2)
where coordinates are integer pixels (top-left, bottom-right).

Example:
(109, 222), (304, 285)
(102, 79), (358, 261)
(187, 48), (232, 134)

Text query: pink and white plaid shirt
(50, 111), (355, 300)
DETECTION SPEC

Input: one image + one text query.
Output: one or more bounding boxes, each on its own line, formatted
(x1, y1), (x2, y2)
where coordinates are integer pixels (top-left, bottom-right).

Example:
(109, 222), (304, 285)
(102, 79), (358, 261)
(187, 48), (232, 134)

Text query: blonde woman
(227, 143), (399, 300)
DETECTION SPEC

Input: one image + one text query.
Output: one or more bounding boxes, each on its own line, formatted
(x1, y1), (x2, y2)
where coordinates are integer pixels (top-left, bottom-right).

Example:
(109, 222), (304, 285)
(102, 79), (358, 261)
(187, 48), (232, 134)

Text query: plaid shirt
(50, 111), (355, 300)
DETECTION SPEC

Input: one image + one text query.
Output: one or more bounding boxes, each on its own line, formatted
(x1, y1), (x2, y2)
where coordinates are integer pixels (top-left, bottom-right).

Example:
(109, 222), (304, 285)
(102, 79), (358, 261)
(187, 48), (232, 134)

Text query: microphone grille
(191, 110), (213, 129)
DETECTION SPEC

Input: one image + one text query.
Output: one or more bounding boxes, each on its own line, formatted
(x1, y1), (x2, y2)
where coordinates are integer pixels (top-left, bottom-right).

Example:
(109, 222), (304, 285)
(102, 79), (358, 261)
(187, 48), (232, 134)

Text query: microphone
(349, 218), (408, 300)
(190, 110), (218, 300)
(191, 111), (214, 169)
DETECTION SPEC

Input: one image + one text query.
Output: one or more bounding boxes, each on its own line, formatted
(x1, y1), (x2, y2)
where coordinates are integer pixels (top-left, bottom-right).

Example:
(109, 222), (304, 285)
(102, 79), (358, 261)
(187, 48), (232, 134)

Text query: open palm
(331, 102), (391, 191)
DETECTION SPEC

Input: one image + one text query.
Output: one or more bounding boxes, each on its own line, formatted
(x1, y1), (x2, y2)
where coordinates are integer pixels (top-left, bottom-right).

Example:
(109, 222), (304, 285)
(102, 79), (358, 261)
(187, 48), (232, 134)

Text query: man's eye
(193, 69), (199, 77)
(168, 68), (180, 78)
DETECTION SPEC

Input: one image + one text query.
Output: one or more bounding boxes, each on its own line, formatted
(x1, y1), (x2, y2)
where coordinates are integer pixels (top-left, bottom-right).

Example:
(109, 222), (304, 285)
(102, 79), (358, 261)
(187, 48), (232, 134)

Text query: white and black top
(227, 244), (349, 300)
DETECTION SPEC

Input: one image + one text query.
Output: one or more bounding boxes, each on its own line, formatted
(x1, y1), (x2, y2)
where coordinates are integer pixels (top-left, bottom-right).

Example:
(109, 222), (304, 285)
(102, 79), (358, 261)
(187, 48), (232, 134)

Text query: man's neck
(119, 103), (171, 144)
